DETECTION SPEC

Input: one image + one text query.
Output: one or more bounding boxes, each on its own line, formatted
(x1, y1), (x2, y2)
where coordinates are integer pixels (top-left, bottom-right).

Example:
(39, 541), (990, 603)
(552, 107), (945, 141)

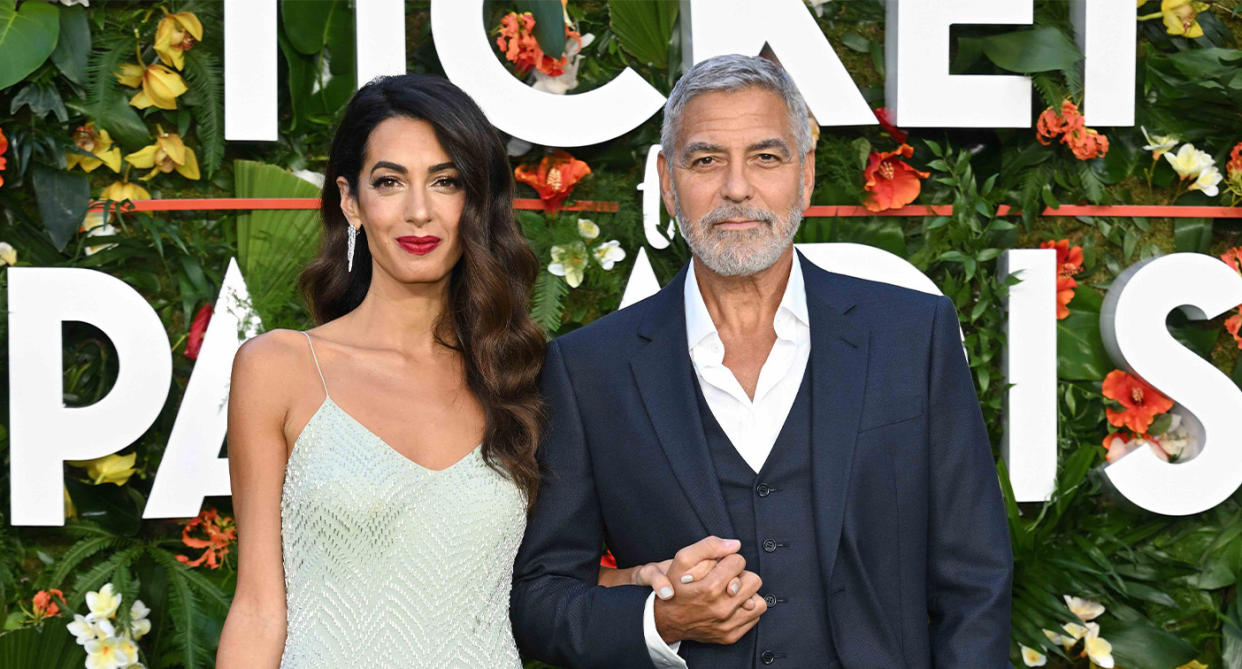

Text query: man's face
(658, 86), (814, 277)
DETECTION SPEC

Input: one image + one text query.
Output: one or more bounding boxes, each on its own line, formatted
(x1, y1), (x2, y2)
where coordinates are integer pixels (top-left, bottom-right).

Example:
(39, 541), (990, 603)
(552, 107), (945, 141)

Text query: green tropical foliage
(0, 1), (1238, 667)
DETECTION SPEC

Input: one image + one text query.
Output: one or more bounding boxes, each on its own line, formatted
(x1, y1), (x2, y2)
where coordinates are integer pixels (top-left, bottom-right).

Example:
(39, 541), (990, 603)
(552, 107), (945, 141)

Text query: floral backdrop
(0, 1), (1240, 667)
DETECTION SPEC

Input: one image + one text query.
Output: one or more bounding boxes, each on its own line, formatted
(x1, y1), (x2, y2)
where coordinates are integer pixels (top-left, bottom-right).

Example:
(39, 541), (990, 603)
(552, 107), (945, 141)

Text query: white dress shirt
(643, 258), (812, 667)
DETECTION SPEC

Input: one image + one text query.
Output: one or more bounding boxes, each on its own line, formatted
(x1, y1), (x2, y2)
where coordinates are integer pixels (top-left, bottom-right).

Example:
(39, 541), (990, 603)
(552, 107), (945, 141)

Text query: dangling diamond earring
(346, 223), (357, 272)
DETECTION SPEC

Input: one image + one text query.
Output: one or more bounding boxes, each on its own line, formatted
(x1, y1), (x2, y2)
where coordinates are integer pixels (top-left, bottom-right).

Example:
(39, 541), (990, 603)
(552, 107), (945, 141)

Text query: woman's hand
(598, 556), (757, 608)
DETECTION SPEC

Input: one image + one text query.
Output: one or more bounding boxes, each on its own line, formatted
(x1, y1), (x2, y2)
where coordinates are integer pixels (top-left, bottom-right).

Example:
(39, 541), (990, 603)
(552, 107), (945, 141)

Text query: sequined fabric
(279, 333), (526, 668)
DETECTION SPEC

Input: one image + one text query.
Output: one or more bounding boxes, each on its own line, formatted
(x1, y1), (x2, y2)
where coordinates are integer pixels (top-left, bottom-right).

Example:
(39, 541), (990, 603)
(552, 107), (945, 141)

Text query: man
(511, 54), (1012, 668)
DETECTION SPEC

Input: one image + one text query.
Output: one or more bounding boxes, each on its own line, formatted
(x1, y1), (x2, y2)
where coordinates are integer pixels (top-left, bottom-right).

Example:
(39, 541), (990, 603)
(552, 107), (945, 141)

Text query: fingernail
(680, 574), (694, 584)
(724, 539), (741, 549)
(658, 587), (674, 600)
(729, 582), (740, 595)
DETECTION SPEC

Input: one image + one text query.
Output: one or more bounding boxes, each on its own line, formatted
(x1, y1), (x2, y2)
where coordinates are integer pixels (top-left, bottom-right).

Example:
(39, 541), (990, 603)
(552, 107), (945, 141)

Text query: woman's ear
(337, 176), (361, 230)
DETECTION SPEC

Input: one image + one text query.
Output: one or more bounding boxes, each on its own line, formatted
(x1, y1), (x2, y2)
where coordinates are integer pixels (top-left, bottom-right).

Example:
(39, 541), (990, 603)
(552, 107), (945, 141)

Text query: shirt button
(761, 650), (777, 665)
(762, 539), (778, 553)
(755, 483), (772, 497)
(764, 593), (778, 607)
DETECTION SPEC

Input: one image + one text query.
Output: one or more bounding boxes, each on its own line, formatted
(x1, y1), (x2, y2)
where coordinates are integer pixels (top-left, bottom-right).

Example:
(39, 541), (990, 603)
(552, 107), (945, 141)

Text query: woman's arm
(216, 332), (300, 668)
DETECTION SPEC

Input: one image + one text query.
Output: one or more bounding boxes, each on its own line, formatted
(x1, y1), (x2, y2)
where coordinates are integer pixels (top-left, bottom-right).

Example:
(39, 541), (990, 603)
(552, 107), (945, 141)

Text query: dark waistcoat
(679, 369), (839, 668)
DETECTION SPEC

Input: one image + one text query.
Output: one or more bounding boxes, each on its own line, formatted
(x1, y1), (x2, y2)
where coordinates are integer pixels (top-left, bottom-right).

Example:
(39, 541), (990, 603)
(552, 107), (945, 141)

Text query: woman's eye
(372, 176), (399, 189)
(433, 176), (461, 189)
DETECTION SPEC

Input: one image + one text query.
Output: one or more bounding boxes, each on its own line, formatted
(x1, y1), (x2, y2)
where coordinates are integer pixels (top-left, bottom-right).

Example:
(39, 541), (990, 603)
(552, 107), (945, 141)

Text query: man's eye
(692, 156), (715, 167)
(757, 153), (779, 162)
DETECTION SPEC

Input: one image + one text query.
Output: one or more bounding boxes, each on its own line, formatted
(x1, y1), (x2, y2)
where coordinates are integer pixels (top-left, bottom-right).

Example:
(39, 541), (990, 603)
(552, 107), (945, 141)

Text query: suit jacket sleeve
(510, 339), (655, 669)
(926, 296), (1014, 666)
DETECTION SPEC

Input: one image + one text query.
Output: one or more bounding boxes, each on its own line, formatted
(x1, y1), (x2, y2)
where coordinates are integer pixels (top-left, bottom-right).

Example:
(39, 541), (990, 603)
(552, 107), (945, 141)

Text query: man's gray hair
(661, 54), (813, 160)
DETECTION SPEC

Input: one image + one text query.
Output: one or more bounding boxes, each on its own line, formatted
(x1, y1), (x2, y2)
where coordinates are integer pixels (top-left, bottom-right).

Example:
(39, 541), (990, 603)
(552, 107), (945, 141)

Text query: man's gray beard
(673, 188), (803, 277)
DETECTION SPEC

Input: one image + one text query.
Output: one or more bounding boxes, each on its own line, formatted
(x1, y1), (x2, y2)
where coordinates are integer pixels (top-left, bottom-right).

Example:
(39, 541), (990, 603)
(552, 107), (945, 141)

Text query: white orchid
(548, 241), (589, 288)
(807, 0), (831, 16)
(577, 218), (600, 241)
(83, 636), (127, 669)
(532, 33), (595, 95)
(1140, 126), (1178, 159)
(1155, 413), (1191, 462)
(1164, 143), (1215, 180)
(68, 613), (102, 645)
(592, 240), (626, 270)
(1063, 594), (1105, 621)
(1062, 621), (1089, 643)
(87, 583), (122, 619)
(1019, 644), (1047, 666)
(0, 241), (16, 266)
(1189, 165), (1223, 197)
(1042, 627), (1073, 649)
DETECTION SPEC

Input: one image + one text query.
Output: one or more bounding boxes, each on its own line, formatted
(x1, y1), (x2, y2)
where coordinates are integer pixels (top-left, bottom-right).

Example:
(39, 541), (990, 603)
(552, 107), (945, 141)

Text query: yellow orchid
(155, 11), (203, 70)
(125, 129), (200, 181)
(66, 123), (122, 173)
(68, 453), (138, 486)
(115, 62), (187, 110)
(64, 485), (77, 519)
(100, 179), (152, 202)
(0, 241), (16, 266)
(86, 583), (122, 619)
(1082, 623), (1115, 668)
(1177, 661), (1209, 669)
(1141, 0), (1210, 38)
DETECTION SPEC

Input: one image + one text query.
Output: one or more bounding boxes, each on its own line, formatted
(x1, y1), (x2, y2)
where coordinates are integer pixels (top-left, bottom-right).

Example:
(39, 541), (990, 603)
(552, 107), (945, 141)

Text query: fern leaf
(149, 547), (231, 614)
(531, 271), (568, 334)
(43, 536), (117, 591)
(1032, 74), (1065, 109)
(110, 553), (140, 633)
(68, 546), (142, 609)
(1076, 161), (1105, 204)
(163, 567), (204, 669)
(183, 49), (224, 177)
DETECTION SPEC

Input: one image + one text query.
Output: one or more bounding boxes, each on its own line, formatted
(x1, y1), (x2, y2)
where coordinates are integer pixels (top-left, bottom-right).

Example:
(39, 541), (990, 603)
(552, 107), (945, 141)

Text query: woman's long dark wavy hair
(298, 74), (545, 506)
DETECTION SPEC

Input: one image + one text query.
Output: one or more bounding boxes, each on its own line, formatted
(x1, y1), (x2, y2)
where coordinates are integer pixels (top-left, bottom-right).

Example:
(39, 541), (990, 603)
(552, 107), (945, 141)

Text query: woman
(217, 74), (546, 667)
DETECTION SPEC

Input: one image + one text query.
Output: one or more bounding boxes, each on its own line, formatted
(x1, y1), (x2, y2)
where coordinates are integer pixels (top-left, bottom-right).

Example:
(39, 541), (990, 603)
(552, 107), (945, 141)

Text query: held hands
(646, 536), (766, 645)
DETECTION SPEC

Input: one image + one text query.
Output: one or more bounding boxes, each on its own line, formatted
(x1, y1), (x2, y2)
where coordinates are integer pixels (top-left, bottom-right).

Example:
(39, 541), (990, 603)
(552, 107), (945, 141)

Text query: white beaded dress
(279, 332), (526, 667)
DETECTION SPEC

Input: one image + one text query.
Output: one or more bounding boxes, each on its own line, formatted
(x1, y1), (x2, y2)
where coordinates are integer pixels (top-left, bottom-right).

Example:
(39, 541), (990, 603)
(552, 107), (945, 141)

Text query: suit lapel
(630, 267), (736, 540)
(800, 254), (870, 592)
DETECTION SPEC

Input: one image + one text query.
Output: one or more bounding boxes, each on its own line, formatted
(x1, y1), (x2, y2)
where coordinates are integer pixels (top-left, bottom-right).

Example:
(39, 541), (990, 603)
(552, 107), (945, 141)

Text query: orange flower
(862, 143), (929, 212)
(0, 126), (8, 188)
(495, 11), (582, 77)
(1223, 247), (1242, 275)
(515, 150), (591, 213)
(1102, 369), (1174, 434)
(1227, 142), (1242, 177)
(1066, 127), (1109, 161)
(1055, 275), (1078, 320)
(1226, 313), (1242, 350)
(1036, 101), (1085, 145)
(32, 589), (65, 620)
(176, 508), (237, 569)
(1040, 239), (1084, 277)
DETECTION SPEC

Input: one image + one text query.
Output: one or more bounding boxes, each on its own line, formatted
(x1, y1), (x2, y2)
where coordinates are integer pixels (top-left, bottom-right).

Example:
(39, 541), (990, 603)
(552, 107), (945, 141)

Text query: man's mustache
(698, 206), (778, 229)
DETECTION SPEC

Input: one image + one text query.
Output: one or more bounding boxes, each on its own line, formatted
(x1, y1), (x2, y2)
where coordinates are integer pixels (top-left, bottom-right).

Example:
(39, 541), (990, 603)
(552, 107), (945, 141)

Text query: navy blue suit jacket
(511, 253), (1013, 668)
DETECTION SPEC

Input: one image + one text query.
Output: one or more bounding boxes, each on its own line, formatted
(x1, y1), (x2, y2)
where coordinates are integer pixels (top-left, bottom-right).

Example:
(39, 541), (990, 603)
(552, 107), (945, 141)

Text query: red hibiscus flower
(515, 151), (591, 213)
(862, 143), (929, 212)
(185, 303), (212, 360)
(1102, 369), (1174, 435)
(1055, 275), (1078, 320)
(0, 126), (8, 188)
(872, 107), (907, 143)
(1040, 239), (1084, 277)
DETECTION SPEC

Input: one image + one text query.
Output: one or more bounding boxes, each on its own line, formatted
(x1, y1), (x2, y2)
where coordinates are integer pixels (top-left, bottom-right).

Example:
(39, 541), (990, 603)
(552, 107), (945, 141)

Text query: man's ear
(337, 176), (361, 230)
(801, 149), (815, 211)
(657, 151), (676, 217)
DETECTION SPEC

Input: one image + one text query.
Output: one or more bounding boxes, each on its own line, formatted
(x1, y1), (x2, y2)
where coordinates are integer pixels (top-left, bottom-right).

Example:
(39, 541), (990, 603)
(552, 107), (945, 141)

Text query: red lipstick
(396, 235), (441, 255)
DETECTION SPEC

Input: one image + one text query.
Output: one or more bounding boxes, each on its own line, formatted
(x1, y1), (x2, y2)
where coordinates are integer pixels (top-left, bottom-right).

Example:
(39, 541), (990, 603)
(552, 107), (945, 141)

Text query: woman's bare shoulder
(231, 329), (315, 397)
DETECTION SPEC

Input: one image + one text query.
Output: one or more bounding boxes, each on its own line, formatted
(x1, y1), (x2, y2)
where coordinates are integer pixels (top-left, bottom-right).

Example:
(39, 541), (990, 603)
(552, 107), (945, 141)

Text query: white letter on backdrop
(680, 0), (874, 126)
(224, 0), (278, 141)
(1099, 254), (1242, 516)
(356, 0), (406, 85)
(144, 260), (261, 519)
(886, 0), (1033, 127)
(1069, 0), (1135, 127)
(638, 145), (671, 250)
(998, 250), (1058, 502)
(8, 269), (172, 526)
(430, 0), (666, 147)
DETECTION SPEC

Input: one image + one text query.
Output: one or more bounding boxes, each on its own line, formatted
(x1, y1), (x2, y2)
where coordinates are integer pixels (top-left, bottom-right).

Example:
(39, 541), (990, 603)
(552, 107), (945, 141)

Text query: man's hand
(652, 536), (767, 645)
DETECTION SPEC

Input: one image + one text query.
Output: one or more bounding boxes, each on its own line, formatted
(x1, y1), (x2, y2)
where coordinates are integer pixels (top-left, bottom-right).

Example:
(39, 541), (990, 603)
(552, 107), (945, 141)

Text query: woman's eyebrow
(369, 160), (407, 175)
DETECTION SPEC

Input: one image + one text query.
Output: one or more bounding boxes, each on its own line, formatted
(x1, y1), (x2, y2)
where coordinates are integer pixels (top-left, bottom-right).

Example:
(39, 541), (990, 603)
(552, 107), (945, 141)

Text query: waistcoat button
(762, 539), (778, 553)
(760, 650), (776, 664)
(755, 483), (772, 497)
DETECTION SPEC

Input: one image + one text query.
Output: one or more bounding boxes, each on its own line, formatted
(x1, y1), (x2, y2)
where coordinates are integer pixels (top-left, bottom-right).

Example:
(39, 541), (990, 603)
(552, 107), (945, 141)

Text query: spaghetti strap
(300, 331), (330, 399)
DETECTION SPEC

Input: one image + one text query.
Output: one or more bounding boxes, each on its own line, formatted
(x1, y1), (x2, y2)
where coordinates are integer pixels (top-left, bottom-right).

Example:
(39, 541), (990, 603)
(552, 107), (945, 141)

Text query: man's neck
(693, 248), (794, 338)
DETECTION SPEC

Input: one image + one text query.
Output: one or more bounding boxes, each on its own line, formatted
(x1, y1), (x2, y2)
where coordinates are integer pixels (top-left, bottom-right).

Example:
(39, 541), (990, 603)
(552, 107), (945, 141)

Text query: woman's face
(338, 116), (467, 287)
